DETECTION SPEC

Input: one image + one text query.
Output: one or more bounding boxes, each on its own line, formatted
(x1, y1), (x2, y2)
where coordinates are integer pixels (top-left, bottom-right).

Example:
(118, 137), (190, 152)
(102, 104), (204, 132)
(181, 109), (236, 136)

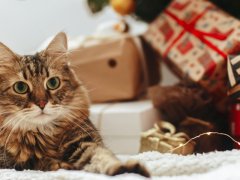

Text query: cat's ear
(0, 42), (18, 63)
(45, 32), (68, 57)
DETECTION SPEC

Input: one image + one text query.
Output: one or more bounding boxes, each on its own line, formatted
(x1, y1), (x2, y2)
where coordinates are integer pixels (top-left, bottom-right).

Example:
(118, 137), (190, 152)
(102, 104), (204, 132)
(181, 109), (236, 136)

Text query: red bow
(163, 7), (233, 59)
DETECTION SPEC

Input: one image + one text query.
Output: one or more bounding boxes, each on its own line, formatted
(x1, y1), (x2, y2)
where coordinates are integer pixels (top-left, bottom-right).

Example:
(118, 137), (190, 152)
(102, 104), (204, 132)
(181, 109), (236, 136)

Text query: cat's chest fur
(0, 126), (69, 164)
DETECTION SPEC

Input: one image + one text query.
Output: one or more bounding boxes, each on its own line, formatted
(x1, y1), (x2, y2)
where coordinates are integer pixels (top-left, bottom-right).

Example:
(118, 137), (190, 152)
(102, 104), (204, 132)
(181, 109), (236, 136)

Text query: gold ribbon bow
(140, 121), (195, 155)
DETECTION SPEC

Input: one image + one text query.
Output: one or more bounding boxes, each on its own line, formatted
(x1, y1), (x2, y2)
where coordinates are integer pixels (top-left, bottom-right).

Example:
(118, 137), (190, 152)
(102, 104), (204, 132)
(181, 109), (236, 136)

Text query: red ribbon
(163, 7), (234, 75)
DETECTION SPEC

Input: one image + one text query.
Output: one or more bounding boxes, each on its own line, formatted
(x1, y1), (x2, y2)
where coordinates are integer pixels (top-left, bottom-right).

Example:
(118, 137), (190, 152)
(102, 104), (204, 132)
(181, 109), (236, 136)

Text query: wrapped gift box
(89, 100), (160, 154)
(140, 121), (195, 155)
(69, 36), (160, 103)
(143, 0), (240, 111)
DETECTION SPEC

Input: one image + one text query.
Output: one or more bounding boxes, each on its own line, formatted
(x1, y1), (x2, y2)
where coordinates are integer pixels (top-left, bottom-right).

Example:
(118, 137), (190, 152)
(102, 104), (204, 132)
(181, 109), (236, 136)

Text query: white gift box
(89, 100), (160, 154)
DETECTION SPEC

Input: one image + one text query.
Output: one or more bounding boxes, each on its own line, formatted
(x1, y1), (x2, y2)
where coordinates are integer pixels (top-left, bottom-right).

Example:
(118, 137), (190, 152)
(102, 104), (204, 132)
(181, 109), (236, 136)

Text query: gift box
(140, 121), (195, 155)
(89, 100), (160, 154)
(143, 0), (240, 110)
(227, 55), (240, 100)
(227, 55), (240, 148)
(69, 36), (160, 103)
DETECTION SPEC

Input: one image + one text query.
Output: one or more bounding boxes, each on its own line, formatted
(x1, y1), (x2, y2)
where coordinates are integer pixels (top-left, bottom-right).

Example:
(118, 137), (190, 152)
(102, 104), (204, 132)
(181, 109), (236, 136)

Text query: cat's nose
(37, 100), (47, 110)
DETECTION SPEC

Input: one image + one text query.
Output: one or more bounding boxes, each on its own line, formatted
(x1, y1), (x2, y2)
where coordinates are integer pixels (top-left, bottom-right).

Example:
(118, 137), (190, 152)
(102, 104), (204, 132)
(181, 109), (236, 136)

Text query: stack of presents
(69, 0), (240, 154)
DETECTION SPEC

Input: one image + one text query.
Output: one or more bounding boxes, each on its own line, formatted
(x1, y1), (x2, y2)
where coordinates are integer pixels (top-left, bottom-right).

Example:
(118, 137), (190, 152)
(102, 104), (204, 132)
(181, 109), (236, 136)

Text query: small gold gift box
(140, 121), (195, 155)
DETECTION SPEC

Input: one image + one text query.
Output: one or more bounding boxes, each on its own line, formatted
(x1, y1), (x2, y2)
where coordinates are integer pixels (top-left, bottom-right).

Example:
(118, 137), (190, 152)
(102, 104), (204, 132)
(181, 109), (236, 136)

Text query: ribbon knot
(163, 7), (234, 59)
(140, 121), (195, 155)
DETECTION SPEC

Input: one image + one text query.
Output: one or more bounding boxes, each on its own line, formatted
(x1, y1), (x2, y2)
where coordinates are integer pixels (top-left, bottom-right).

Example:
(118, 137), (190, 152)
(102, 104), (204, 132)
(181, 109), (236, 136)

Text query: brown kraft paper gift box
(69, 36), (160, 103)
(143, 0), (240, 111)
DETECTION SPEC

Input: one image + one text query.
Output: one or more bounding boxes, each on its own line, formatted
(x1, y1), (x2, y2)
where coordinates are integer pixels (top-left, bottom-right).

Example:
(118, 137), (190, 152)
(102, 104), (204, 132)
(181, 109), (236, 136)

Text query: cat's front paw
(40, 158), (76, 171)
(47, 160), (75, 171)
(107, 160), (150, 177)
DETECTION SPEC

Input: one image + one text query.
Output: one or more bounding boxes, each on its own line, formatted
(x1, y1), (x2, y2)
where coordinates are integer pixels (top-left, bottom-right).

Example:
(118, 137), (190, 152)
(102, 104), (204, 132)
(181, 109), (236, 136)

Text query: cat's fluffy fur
(0, 32), (150, 177)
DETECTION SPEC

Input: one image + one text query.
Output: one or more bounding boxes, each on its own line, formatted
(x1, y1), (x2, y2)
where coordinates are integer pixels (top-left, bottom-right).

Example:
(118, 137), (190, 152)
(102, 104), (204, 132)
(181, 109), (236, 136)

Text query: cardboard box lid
(89, 100), (160, 136)
(69, 37), (137, 65)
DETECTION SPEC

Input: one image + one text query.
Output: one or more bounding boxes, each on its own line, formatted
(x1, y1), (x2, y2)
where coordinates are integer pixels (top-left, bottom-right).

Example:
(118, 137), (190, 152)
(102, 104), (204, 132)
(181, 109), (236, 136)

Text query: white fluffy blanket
(1, 150), (240, 180)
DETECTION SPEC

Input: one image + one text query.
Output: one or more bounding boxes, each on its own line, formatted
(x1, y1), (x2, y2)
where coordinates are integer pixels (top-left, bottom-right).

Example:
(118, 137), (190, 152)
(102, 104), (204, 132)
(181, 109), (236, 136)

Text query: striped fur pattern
(0, 32), (149, 177)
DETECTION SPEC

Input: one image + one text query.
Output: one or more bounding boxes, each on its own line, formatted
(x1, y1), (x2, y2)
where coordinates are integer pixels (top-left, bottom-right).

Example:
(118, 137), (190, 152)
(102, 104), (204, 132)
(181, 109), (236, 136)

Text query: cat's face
(0, 32), (89, 132)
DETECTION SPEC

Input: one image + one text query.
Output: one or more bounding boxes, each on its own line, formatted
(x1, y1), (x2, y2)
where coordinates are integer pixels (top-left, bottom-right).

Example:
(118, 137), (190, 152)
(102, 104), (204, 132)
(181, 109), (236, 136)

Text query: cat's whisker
(0, 110), (14, 114)
(63, 105), (89, 111)
(64, 77), (98, 93)
(85, 87), (97, 94)
(67, 111), (95, 133)
(0, 113), (34, 139)
(0, 111), (32, 130)
(3, 115), (26, 156)
(67, 63), (79, 69)
(0, 115), (19, 131)
(0, 110), (17, 118)
(2, 113), (29, 133)
(68, 110), (89, 121)
(63, 114), (94, 139)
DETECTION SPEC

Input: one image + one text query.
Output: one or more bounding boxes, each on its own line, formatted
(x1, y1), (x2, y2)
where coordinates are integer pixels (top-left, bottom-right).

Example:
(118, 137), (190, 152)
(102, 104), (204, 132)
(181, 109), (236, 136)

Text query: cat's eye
(46, 77), (60, 90)
(13, 81), (29, 94)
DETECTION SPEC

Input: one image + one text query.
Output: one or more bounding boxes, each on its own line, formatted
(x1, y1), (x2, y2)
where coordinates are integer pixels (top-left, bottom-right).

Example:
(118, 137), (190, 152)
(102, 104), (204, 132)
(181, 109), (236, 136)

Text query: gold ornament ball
(110, 0), (136, 16)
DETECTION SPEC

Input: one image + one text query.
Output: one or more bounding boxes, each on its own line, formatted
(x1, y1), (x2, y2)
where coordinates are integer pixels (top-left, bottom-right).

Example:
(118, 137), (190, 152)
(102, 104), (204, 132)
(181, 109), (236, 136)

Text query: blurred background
(0, 0), (116, 53)
(0, 0), (178, 84)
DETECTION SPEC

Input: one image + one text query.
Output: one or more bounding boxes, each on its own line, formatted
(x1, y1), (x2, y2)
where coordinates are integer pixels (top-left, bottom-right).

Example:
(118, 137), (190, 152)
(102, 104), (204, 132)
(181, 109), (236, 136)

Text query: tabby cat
(0, 32), (150, 177)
